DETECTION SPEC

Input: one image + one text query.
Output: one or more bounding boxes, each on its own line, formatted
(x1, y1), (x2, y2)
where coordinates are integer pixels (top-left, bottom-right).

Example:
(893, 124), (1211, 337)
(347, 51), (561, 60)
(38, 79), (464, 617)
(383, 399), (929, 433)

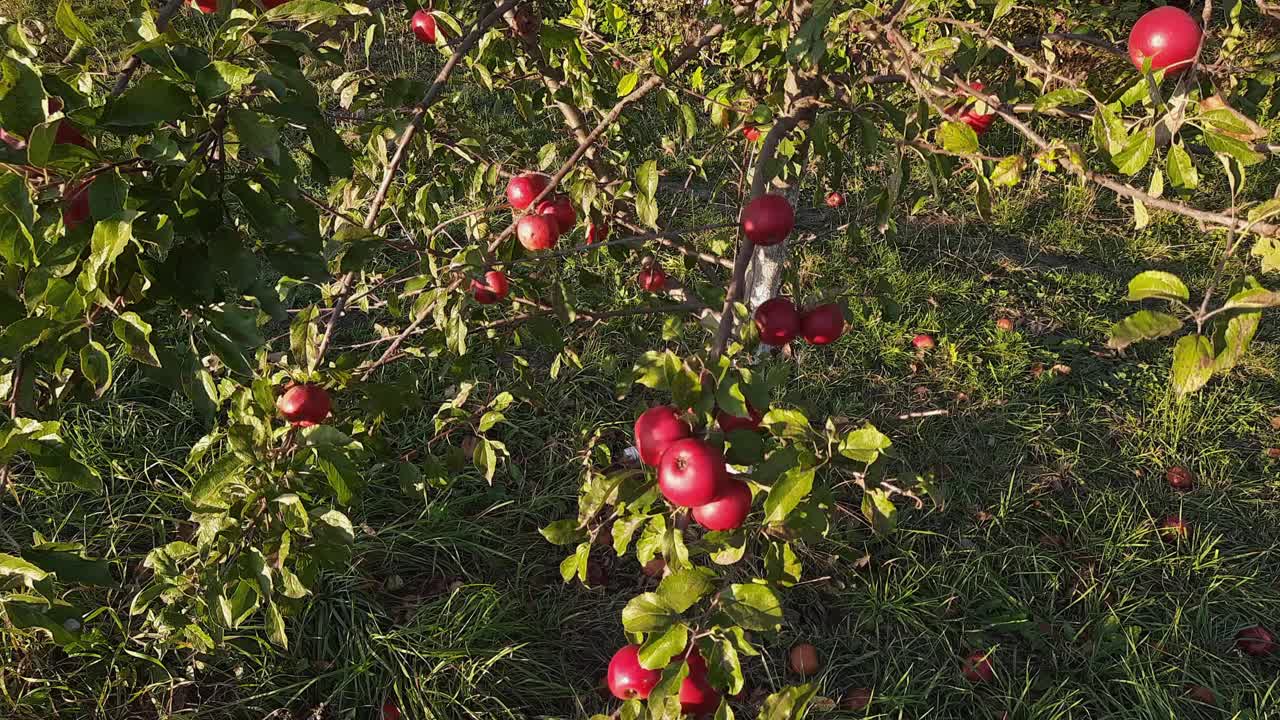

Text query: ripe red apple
(788, 643), (820, 676)
(1184, 684), (1215, 705)
(754, 297), (800, 346)
(825, 191), (845, 208)
(1166, 466), (1193, 491)
(1235, 625), (1276, 657)
(381, 701), (401, 720)
(716, 404), (762, 433)
(961, 650), (994, 683)
(691, 479), (751, 531)
(995, 317), (1015, 332)
(536, 195), (576, 233)
(949, 81), (995, 135)
(62, 179), (92, 229)
(470, 270), (509, 304)
(912, 333), (935, 350)
(191, 0), (217, 13)
(740, 194), (795, 246)
(657, 438), (725, 507)
(516, 214), (559, 251)
(586, 221), (608, 245)
(638, 266), (667, 292)
(411, 9), (437, 44)
(277, 384), (332, 427)
(607, 644), (661, 700)
(800, 303), (845, 345)
(634, 406), (691, 466)
(678, 648), (721, 717)
(506, 173), (549, 210)
(1128, 7), (1201, 76)
(54, 121), (89, 149)
(1159, 515), (1190, 541)
(841, 688), (872, 711)
(742, 126), (760, 142)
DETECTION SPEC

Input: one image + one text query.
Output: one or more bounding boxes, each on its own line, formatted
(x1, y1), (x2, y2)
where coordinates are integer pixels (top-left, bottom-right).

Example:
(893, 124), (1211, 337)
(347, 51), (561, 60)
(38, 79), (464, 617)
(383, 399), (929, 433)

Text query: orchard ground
(4, 1), (1280, 719)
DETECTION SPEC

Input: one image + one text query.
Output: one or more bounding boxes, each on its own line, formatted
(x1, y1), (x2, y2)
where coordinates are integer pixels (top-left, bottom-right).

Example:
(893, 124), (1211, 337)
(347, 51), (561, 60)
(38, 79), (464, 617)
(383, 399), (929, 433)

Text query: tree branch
(110, 0), (186, 97)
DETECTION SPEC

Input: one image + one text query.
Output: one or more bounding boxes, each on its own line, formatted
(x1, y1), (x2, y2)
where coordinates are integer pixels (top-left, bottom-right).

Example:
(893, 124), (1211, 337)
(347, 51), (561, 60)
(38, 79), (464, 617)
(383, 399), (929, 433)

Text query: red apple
(1235, 625), (1276, 657)
(191, 0), (217, 13)
(1160, 515), (1190, 541)
(54, 121), (89, 149)
(516, 214), (559, 251)
(381, 701), (401, 720)
(1185, 684), (1215, 705)
(641, 556), (666, 578)
(612, 58), (623, 70)
(961, 650), (994, 683)
(607, 645), (661, 700)
(740, 193), (795, 246)
(716, 404), (762, 433)
(800, 303), (845, 345)
(411, 9), (437, 44)
(1128, 7), (1201, 76)
(841, 688), (873, 711)
(1166, 466), (1193, 491)
(825, 191), (845, 208)
(586, 221), (608, 245)
(62, 179), (92, 229)
(788, 643), (820, 676)
(754, 297), (800, 346)
(506, 173), (549, 210)
(262, 0), (289, 8)
(657, 438), (725, 507)
(912, 333), (935, 350)
(742, 126), (760, 142)
(471, 270), (509, 304)
(995, 317), (1015, 332)
(638, 266), (667, 292)
(634, 406), (691, 466)
(277, 384), (332, 427)
(678, 648), (720, 717)
(949, 81), (995, 135)
(691, 479), (751, 531)
(536, 195), (576, 233)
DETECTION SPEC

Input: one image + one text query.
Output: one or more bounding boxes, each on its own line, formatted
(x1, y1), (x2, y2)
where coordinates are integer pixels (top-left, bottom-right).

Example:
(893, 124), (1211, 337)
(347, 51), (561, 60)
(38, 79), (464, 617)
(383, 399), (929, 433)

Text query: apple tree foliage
(0, 0), (1276, 717)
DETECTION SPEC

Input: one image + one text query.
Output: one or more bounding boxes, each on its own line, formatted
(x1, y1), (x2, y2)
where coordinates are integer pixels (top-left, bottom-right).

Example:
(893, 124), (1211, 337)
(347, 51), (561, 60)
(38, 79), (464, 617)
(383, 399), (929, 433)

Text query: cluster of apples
(0, 96), (96, 228)
(634, 406), (754, 531)
(607, 644), (719, 715)
(506, 172), (578, 251)
(754, 298), (845, 347)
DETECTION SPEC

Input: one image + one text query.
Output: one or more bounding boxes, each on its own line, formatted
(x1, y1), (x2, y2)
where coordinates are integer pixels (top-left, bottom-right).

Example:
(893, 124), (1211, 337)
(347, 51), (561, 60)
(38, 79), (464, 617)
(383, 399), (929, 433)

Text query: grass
(3, 4), (1280, 720)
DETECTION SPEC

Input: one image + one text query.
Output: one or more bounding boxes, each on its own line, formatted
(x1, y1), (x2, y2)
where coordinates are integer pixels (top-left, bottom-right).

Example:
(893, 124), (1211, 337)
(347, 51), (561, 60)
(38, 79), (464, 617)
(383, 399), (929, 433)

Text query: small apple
(961, 650), (994, 683)
(657, 438), (725, 507)
(800, 303), (845, 345)
(381, 701), (401, 720)
(1128, 7), (1201, 76)
(787, 642), (820, 677)
(1235, 625), (1276, 657)
(641, 556), (666, 578)
(536, 195), (576, 232)
(411, 9), (437, 44)
(825, 191), (845, 208)
(912, 333), (935, 350)
(607, 645), (661, 700)
(54, 121), (90, 149)
(716, 403), (763, 433)
(612, 58), (622, 70)
(740, 193), (795, 246)
(586, 221), (608, 245)
(1166, 466), (1193, 491)
(742, 126), (760, 142)
(191, 0), (217, 13)
(1184, 684), (1215, 705)
(634, 406), (691, 466)
(1159, 515), (1190, 541)
(277, 384), (332, 427)
(678, 648), (721, 717)
(754, 297), (800, 346)
(638, 266), (667, 292)
(840, 687), (872, 711)
(516, 214), (559, 251)
(62, 179), (92, 229)
(470, 270), (509, 304)
(995, 317), (1015, 332)
(691, 479), (751, 531)
(949, 81), (995, 135)
(506, 172), (549, 210)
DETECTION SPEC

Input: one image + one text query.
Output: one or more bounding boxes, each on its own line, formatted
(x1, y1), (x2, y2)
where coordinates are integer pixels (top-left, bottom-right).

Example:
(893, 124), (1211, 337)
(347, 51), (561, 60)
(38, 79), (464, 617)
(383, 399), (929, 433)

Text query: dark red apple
(691, 479), (751, 531)
(634, 406), (691, 466)
(1235, 625), (1276, 657)
(1128, 7), (1201, 76)
(277, 384), (332, 427)
(912, 333), (935, 350)
(657, 438), (725, 507)
(740, 193), (795, 246)
(381, 701), (401, 720)
(516, 214), (559, 251)
(1184, 684), (1215, 705)
(825, 191), (845, 208)
(471, 270), (509, 304)
(62, 180), (92, 229)
(54, 121), (89, 149)
(949, 81), (995, 135)
(1166, 466), (1193, 491)
(1160, 515), (1190, 541)
(754, 297), (800, 346)
(678, 648), (721, 717)
(536, 195), (576, 233)
(716, 404), (762, 433)
(607, 644), (661, 700)
(262, 0), (289, 8)
(506, 173), (549, 210)
(961, 650), (994, 683)
(800, 303), (845, 345)
(638, 266), (667, 292)
(411, 10), (437, 44)
(742, 126), (760, 142)
(841, 688), (872, 711)
(191, 0), (217, 13)
(788, 643), (820, 676)
(586, 221), (607, 245)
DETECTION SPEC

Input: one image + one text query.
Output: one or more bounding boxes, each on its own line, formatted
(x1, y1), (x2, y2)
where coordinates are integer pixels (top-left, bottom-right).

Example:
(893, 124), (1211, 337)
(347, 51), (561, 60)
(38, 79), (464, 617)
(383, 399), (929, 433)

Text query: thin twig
(111, 0), (186, 97)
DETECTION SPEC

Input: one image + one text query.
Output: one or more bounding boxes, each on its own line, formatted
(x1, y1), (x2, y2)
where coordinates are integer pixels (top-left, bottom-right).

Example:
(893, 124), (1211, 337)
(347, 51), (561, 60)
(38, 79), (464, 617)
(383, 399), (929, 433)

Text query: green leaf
(758, 684), (818, 720)
(1092, 103), (1126, 156)
(195, 61), (257, 101)
(1033, 88), (1088, 111)
(616, 72), (640, 97)
(1213, 308), (1261, 373)
(77, 340), (112, 398)
(264, 0), (345, 21)
(22, 546), (113, 587)
(937, 121), (978, 155)
(230, 109), (281, 165)
(265, 601), (287, 648)
(657, 567), (715, 613)
(1202, 129), (1266, 166)
(101, 75), (195, 127)
(1126, 271), (1189, 302)
(838, 423), (892, 464)
(1221, 287), (1280, 310)
(861, 488), (897, 535)
(719, 583), (783, 631)
(54, 0), (96, 44)
(539, 519), (588, 546)
(190, 454), (247, 508)
(80, 217), (134, 293)
(1106, 310), (1183, 350)
(785, 8), (831, 67)
(1170, 334), (1215, 395)
(622, 592), (677, 633)
(313, 509), (355, 546)
(638, 623), (688, 670)
(112, 312), (160, 366)
(1166, 144), (1198, 190)
(0, 553), (49, 584)
(1252, 236), (1280, 274)
(761, 409), (811, 439)
(763, 465), (814, 525)
(1113, 128), (1154, 175)
(989, 155), (1023, 188)
(612, 515), (649, 556)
